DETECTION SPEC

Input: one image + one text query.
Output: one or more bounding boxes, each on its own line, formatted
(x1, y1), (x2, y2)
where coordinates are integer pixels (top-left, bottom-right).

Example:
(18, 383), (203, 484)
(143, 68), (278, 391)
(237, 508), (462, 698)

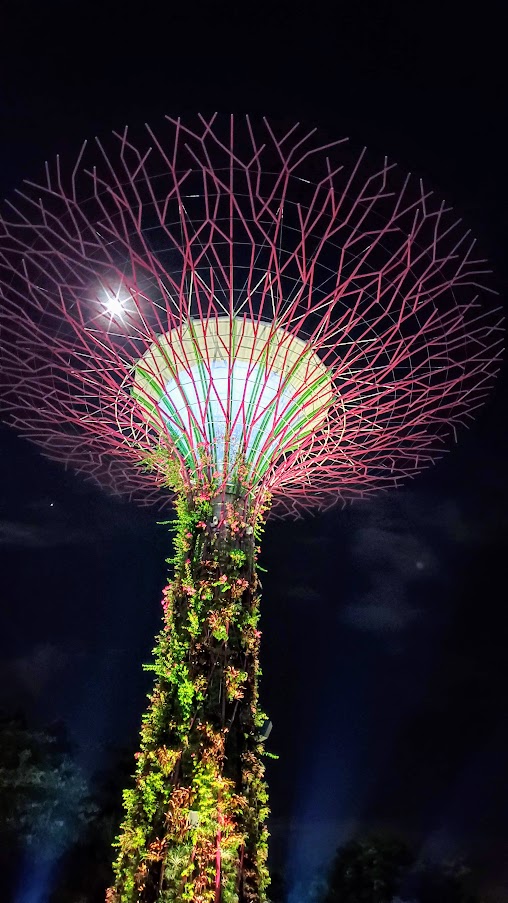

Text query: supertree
(0, 116), (502, 903)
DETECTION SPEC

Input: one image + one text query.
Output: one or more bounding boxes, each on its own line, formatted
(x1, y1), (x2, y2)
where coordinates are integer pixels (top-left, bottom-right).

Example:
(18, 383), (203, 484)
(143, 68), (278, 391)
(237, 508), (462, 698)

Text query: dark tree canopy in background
(322, 835), (481, 903)
(0, 712), (93, 851)
(323, 835), (414, 903)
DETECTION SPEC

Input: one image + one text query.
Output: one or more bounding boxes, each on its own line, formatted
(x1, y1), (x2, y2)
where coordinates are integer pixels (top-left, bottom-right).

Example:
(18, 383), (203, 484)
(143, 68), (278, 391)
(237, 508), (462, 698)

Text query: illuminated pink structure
(0, 117), (501, 517)
(0, 116), (502, 902)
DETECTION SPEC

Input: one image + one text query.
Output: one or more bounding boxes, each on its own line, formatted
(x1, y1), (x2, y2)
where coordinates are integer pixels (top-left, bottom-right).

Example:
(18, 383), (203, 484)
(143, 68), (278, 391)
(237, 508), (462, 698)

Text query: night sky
(1, 3), (507, 901)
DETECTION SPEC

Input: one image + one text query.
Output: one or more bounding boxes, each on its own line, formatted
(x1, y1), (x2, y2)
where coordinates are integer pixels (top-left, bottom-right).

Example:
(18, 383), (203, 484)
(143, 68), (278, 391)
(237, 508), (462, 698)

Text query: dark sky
(1, 3), (507, 901)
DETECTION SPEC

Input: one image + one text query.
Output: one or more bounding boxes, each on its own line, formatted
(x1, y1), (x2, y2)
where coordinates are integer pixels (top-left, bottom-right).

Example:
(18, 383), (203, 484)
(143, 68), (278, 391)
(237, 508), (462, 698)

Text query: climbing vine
(106, 470), (272, 903)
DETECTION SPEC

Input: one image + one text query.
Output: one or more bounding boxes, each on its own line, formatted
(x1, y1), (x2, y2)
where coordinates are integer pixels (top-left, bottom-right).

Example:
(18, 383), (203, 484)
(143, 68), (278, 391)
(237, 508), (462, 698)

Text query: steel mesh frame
(0, 114), (503, 516)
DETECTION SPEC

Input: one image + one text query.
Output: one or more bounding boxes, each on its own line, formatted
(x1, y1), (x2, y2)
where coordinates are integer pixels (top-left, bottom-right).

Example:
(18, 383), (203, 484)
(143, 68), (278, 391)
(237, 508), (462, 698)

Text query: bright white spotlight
(105, 293), (125, 317)
(97, 282), (133, 321)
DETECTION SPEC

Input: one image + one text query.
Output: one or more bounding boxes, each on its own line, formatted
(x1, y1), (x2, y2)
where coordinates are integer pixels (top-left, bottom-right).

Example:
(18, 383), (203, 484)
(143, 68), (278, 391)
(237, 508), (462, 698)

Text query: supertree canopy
(0, 116), (502, 902)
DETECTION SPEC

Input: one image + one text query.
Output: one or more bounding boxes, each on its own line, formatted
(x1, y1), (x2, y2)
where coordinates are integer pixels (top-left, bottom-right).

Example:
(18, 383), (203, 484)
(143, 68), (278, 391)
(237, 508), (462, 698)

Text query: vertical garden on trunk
(108, 484), (271, 902)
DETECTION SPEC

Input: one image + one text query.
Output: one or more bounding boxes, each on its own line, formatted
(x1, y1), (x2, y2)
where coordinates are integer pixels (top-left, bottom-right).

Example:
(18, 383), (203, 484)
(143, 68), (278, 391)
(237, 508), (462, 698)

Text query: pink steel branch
(0, 115), (503, 516)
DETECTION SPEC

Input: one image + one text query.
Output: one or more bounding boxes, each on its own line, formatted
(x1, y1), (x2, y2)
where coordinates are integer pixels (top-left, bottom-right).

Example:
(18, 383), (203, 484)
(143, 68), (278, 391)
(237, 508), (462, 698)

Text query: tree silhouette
(323, 835), (414, 903)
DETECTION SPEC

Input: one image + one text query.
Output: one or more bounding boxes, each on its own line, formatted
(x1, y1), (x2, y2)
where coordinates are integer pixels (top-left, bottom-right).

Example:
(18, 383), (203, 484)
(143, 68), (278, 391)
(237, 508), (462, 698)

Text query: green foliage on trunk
(107, 486), (271, 902)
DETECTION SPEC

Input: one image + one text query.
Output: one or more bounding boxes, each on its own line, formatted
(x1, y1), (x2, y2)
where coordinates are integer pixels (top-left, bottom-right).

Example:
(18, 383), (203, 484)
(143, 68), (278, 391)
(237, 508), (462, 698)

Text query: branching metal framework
(0, 116), (502, 517)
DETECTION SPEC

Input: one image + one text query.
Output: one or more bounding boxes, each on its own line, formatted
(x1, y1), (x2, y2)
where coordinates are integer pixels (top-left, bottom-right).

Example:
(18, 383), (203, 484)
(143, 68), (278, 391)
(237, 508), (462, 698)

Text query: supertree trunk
(107, 490), (270, 903)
